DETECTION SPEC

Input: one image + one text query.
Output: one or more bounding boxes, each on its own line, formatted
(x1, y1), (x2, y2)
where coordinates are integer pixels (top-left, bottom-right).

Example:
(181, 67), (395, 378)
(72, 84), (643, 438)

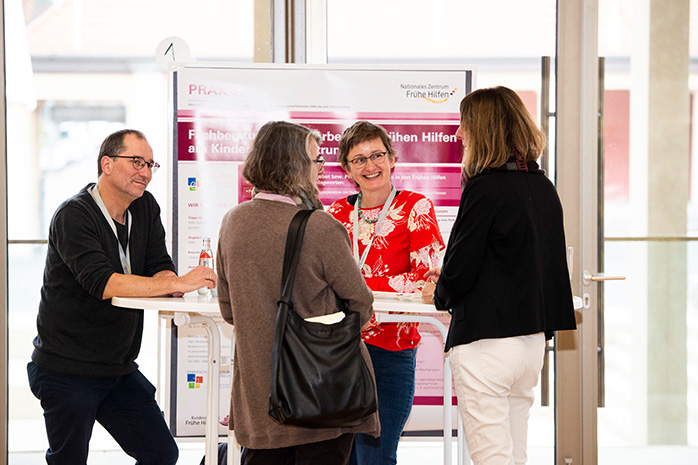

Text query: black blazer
(433, 169), (577, 351)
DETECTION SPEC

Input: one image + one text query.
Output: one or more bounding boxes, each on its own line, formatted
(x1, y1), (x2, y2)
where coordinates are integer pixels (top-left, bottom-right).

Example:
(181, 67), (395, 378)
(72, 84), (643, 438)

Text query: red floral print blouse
(328, 190), (445, 351)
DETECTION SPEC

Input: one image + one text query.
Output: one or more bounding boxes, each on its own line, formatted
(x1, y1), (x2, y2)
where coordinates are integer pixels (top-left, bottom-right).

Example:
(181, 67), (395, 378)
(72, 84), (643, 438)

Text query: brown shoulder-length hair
(242, 121), (322, 198)
(337, 120), (397, 169)
(459, 86), (545, 179)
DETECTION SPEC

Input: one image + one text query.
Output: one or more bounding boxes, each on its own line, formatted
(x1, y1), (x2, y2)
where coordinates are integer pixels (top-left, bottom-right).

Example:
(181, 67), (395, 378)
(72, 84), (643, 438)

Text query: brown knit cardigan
(216, 198), (380, 449)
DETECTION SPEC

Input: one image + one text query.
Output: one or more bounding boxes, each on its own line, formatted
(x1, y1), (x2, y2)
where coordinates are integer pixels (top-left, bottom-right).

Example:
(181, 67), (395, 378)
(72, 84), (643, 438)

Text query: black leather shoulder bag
(268, 209), (378, 428)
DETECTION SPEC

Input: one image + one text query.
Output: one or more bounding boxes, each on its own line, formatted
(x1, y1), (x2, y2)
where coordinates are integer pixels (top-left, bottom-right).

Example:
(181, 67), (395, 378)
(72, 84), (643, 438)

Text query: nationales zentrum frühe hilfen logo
(401, 84), (457, 104)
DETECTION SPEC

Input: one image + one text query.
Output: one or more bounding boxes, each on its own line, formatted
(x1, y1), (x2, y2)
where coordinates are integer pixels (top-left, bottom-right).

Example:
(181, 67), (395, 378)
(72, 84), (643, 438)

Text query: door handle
(582, 270), (625, 285)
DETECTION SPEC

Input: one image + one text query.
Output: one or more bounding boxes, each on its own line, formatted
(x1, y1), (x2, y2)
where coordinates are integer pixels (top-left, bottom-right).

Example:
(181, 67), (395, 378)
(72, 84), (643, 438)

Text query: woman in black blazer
(423, 86), (577, 465)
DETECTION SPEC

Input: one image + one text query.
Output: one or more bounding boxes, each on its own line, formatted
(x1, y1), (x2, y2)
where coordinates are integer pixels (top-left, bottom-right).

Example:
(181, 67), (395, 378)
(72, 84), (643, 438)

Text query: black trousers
(27, 362), (178, 465)
(241, 433), (355, 465)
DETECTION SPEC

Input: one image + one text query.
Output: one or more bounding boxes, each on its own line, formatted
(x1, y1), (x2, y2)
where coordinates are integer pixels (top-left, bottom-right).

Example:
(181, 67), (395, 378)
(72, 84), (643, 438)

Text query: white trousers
(449, 333), (546, 465)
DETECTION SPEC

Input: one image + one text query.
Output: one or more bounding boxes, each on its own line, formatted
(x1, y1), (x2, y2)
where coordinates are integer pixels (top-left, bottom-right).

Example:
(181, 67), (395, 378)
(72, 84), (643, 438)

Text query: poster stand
(166, 63), (475, 441)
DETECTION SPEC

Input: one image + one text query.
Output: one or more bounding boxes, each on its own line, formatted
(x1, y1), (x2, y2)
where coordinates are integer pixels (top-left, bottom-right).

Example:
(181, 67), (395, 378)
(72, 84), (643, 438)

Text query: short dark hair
(242, 121), (321, 198)
(337, 121), (396, 169)
(97, 129), (147, 176)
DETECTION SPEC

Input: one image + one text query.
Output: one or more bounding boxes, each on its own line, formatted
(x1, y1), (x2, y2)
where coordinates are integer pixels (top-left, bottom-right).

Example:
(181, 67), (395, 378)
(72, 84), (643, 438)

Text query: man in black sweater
(27, 129), (217, 465)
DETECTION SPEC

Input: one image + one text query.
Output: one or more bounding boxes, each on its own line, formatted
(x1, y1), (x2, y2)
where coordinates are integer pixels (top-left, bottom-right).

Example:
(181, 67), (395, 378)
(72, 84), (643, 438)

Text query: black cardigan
(31, 183), (176, 376)
(434, 170), (577, 351)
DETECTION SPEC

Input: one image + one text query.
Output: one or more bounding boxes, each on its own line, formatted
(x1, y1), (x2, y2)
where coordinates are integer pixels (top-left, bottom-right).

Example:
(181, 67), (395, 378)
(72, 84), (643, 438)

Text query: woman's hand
(422, 281), (436, 304)
(422, 267), (440, 303)
(424, 267), (441, 283)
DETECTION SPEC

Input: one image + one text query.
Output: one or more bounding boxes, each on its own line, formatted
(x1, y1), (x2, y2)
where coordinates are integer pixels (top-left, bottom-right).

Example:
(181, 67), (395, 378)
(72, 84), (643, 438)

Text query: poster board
(168, 63), (475, 437)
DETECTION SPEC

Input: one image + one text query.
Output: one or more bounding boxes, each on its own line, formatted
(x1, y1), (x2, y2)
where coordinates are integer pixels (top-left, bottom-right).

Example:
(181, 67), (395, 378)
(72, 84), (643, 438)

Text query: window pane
(327, 0), (558, 459)
(7, 0), (255, 459)
(327, 0), (555, 88)
(599, 0), (698, 462)
(8, 244), (47, 453)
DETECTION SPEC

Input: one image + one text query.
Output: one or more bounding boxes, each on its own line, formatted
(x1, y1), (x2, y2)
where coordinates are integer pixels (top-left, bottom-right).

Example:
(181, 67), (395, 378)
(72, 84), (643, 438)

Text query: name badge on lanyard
(352, 186), (397, 270)
(89, 185), (132, 274)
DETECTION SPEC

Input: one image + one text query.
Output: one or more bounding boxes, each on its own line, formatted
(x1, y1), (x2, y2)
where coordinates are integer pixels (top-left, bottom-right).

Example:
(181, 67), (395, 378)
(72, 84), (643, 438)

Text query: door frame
(1, 0), (9, 461)
(556, 0), (600, 463)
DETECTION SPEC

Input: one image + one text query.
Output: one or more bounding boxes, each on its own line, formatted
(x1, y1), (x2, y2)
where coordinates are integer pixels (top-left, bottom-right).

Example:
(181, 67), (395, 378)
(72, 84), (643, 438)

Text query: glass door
(557, 1), (698, 463)
(322, 0), (560, 462)
(596, 1), (698, 463)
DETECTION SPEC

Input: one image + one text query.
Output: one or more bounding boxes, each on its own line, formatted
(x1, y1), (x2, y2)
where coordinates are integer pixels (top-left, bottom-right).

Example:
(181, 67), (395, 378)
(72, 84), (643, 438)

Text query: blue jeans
(27, 362), (178, 465)
(350, 345), (417, 465)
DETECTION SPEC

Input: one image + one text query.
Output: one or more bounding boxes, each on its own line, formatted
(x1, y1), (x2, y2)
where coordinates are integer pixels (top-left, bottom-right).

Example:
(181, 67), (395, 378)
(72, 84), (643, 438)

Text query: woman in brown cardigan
(216, 121), (379, 465)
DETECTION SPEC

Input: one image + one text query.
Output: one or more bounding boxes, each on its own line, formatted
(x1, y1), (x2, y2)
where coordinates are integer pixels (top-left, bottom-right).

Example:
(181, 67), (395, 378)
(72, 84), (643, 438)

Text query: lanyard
(89, 185), (132, 275)
(352, 186), (397, 269)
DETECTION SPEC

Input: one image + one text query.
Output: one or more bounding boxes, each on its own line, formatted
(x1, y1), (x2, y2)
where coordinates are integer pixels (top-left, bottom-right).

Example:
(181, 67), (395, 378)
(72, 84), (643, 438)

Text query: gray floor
(9, 440), (455, 465)
(9, 443), (698, 465)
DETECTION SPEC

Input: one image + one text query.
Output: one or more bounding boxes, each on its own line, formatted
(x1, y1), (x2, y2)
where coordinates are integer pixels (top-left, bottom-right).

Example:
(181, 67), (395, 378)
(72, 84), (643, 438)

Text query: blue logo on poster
(188, 177), (198, 191)
(187, 373), (196, 382)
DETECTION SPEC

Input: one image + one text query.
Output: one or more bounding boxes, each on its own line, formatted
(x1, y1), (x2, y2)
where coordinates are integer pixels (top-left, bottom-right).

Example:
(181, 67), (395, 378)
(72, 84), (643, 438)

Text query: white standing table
(113, 292), (463, 465)
(371, 292), (463, 465)
(113, 293), (583, 465)
(112, 295), (226, 465)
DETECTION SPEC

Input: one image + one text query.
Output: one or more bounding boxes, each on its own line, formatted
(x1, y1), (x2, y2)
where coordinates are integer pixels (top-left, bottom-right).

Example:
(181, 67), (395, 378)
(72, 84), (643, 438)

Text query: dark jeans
(241, 433), (354, 465)
(27, 361), (178, 465)
(350, 345), (417, 465)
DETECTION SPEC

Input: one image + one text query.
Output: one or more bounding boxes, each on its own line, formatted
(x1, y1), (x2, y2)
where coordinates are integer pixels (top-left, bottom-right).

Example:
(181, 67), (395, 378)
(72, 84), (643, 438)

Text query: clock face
(155, 37), (191, 72)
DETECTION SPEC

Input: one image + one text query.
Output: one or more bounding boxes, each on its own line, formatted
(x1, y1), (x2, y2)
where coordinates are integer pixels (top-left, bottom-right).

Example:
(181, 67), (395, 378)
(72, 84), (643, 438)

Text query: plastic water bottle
(197, 237), (214, 296)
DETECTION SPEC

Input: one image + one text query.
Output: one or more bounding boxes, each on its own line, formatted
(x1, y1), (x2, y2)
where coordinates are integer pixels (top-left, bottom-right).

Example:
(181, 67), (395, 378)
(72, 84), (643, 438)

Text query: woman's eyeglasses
(347, 151), (388, 168)
(313, 156), (326, 167)
(111, 156), (160, 173)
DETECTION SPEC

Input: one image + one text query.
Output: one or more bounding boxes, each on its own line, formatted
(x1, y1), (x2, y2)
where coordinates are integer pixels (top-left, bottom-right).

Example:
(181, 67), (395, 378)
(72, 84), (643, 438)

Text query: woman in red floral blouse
(327, 121), (445, 464)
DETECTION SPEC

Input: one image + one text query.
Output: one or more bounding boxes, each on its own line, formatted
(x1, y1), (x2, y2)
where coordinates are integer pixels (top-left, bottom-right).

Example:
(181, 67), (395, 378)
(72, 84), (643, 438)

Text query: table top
(112, 292), (446, 315)
(112, 293), (583, 315)
(113, 294), (221, 312)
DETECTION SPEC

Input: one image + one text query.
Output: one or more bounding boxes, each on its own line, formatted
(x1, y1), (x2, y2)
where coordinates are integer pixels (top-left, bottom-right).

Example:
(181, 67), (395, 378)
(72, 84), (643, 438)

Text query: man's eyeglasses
(111, 156), (160, 174)
(313, 156), (326, 167)
(347, 151), (388, 168)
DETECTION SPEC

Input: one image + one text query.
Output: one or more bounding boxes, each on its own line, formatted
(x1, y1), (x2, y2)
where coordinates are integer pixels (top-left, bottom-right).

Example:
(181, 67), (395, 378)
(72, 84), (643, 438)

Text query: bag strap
(270, 209), (314, 406)
(280, 209), (315, 303)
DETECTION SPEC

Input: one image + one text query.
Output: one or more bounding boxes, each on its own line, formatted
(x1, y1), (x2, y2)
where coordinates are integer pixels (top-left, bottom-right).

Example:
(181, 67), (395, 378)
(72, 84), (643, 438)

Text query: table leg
(374, 313), (454, 465)
(174, 312), (221, 465)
